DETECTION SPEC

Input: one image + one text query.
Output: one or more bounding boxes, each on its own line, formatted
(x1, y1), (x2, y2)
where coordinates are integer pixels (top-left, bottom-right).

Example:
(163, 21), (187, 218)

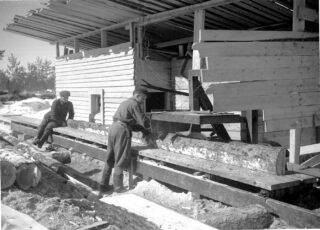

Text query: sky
(0, 0), (56, 70)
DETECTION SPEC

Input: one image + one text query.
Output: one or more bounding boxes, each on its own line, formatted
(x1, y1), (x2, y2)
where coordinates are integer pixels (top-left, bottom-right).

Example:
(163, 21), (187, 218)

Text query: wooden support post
(129, 22), (135, 48)
(293, 0), (306, 32)
(63, 46), (68, 56)
(178, 45), (184, 57)
(189, 76), (200, 111)
(289, 128), (301, 164)
(192, 9), (205, 69)
(245, 110), (259, 144)
(101, 89), (105, 125)
(74, 38), (80, 53)
(137, 26), (143, 59)
(56, 42), (60, 58)
(101, 30), (108, 48)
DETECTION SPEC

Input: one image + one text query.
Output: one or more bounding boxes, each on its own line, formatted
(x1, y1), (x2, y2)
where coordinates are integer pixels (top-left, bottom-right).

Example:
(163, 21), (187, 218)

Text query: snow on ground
(0, 97), (53, 119)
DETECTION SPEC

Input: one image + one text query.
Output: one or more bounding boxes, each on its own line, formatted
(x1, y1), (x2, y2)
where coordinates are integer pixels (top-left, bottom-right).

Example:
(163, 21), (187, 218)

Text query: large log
(158, 133), (286, 175)
(0, 148), (41, 190)
(1, 160), (16, 189)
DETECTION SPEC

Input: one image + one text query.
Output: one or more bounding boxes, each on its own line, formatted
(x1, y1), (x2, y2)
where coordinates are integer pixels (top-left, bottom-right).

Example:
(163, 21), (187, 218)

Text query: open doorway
(146, 92), (165, 112)
(89, 89), (104, 124)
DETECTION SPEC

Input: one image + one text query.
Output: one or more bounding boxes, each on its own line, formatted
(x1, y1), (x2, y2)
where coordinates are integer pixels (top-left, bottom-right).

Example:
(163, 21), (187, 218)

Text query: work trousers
(36, 119), (59, 145)
(100, 121), (132, 187)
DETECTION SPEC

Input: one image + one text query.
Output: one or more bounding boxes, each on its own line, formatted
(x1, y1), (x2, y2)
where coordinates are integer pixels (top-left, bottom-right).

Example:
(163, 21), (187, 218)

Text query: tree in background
(26, 57), (55, 91)
(2, 54), (55, 93)
(6, 53), (26, 93)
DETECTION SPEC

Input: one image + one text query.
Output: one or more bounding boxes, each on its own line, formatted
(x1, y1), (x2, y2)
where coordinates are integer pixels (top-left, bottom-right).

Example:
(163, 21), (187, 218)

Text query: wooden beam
(199, 29), (318, 42)
(289, 128), (302, 164)
(54, 0), (240, 44)
(293, 0), (306, 32)
(155, 37), (193, 48)
(298, 6), (319, 22)
(101, 30), (108, 48)
(192, 9), (205, 70)
(137, 26), (143, 59)
(74, 38), (80, 53)
(266, 199), (320, 228)
(56, 42), (60, 58)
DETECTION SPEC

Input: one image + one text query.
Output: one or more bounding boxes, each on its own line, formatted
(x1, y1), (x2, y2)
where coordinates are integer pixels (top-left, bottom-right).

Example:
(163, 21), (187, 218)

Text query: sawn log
(0, 148), (41, 190)
(158, 133), (286, 175)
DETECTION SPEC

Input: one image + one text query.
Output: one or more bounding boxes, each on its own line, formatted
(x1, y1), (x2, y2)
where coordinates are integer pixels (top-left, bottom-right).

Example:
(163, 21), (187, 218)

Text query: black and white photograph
(0, 0), (319, 229)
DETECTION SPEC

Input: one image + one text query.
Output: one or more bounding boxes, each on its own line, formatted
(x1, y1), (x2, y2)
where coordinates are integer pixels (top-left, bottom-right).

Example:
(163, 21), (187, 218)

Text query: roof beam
(54, 0), (241, 44)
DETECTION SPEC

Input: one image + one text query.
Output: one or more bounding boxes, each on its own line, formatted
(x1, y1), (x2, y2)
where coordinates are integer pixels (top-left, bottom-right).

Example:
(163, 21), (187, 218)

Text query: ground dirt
(0, 131), (296, 230)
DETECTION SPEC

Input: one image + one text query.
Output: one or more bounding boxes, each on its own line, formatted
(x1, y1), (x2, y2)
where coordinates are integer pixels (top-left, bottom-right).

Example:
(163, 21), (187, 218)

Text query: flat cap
(133, 87), (148, 95)
(59, 90), (71, 97)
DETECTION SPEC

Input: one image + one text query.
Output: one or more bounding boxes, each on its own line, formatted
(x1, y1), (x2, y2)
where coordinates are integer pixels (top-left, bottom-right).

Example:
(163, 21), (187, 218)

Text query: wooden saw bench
(4, 115), (320, 228)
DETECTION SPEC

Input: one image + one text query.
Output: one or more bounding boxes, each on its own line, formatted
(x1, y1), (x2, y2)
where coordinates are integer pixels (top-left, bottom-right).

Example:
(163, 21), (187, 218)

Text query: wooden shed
(5, 0), (319, 152)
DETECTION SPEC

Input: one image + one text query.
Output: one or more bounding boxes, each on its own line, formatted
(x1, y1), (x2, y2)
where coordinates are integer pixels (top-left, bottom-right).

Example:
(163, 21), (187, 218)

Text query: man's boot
(113, 173), (125, 193)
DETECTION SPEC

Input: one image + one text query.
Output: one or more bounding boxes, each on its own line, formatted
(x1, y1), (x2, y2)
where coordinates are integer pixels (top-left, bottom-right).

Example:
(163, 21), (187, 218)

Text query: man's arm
(131, 102), (150, 134)
(50, 100), (59, 121)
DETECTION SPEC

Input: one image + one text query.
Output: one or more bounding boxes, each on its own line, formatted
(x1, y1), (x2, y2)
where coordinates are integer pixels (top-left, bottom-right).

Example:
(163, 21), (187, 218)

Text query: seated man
(33, 90), (74, 149)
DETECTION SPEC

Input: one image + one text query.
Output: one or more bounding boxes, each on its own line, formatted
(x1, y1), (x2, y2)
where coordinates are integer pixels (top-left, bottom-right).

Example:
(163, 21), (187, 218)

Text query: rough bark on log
(0, 148), (41, 190)
(1, 160), (16, 190)
(158, 133), (286, 175)
(200, 204), (273, 229)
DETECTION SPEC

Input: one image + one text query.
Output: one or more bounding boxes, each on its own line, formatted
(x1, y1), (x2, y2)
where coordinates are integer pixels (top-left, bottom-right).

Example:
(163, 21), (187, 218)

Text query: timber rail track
(1, 115), (320, 228)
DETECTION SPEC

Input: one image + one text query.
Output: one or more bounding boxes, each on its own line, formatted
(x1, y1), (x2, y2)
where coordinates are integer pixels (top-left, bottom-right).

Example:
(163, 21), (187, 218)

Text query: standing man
(33, 90), (74, 149)
(100, 88), (151, 195)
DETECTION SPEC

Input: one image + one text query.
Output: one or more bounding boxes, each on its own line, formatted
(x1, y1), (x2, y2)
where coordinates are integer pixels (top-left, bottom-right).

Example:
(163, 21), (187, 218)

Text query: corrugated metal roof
(4, 0), (319, 50)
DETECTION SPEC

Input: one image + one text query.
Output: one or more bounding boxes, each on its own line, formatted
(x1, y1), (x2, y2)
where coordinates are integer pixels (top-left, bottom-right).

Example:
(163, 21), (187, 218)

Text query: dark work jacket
(46, 99), (74, 126)
(113, 97), (149, 134)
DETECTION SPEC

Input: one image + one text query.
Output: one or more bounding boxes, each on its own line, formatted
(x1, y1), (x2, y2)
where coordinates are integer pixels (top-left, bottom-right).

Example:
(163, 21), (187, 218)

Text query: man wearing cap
(99, 88), (152, 195)
(33, 90), (74, 149)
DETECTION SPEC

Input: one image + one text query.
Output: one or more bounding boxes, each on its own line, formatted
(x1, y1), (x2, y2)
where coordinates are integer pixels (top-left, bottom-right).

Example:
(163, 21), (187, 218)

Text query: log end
(1, 160), (17, 190)
(16, 164), (42, 190)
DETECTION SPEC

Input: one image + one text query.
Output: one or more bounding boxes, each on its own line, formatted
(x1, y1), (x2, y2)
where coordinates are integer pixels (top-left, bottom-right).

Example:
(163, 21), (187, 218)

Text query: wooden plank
(199, 29), (318, 41)
(56, 74), (134, 84)
(56, 69), (134, 81)
(56, 80), (135, 88)
(293, 0), (306, 31)
(135, 159), (268, 208)
(193, 9), (205, 69)
(54, 127), (107, 145)
(265, 115), (320, 132)
(2, 204), (48, 230)
(205, 56), (317, 70)
(101, 30), (108, 48)
(263, 106), (320, 120)
(266, 199), (320, 228)
(213, 94), (299, 112)
(201, 65), (318, 82)
(301, 154), (320, 167)
(101, 194), (216, 230)
(193, 41), (319, 57)
(206, 78), (319, 97)
(298, 6), (319, 22)
(55, 0), (241, 44)
(138, 149), (314, 191)
(289, 128), (302, 163)
(56, 55), (134, 72)
(77, 221), (109, 230)
(300, 143), (320, 155)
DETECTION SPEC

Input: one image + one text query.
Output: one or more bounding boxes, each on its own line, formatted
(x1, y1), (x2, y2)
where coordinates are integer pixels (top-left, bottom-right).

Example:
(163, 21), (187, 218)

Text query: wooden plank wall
(135, 59), (171, 91)
(193, 37), (319, 147)
(55, 42), (135, 125)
